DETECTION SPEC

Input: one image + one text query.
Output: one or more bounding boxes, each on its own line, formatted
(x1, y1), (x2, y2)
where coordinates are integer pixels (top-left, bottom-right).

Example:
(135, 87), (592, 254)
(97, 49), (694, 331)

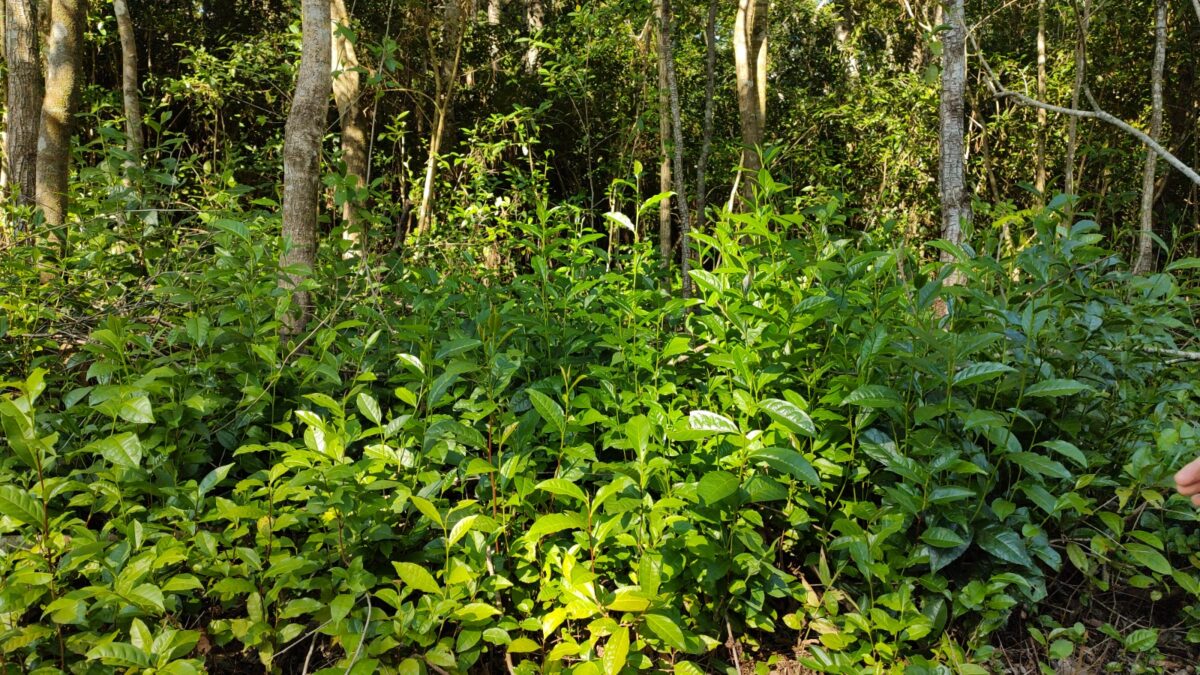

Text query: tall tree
(280, 0), (332, 334)
(1035, 0), (1046, 200)
(487, 0), (501, 73)
(656, 0), (671, 262)
(35, 0), (85, 228)
(524, 0), (542, 73)
(694, 0), (718, 233)
(331, 0), (369, 249)
(416, 0), (467, 234)
(938, 0), (970, 278)
(1133, 0), (1167, 274)
(733, 0), (768, 206)
(1064, 0), (1090, 203)
(6, 0), (41, 209)
(113, 0), (143, 175)
(657, 0), (691, 298)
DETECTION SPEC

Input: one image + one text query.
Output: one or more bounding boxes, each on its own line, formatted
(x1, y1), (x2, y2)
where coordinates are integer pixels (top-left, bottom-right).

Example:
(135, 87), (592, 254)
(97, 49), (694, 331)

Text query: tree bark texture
(938, 0), (970, 270)
(113, 0), (143, 170)
(280, 0), (331, 334)
(1035, 0), (1046, 199)
(1133, 0), (1166, 275)
(6, 0), (41, 209)
(657, 0), (691, 298)
(35, 0), (85, 227)
(734, 0), (768, 206)
(416, 0), (466, 234)
(1064, 0), (1090, 201)
(524, 0), (542, 73)
(331, 0), (369, 248)
(656, 0), (671, 262)
(694, 0), (717, 233)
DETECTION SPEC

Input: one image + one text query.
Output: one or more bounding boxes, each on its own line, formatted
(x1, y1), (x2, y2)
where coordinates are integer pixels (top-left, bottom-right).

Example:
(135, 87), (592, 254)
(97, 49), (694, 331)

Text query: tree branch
(967, 32), (1200, 187)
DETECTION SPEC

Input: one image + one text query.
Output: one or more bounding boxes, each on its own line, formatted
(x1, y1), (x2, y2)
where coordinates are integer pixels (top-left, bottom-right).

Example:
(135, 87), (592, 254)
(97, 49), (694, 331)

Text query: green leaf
(0, 484), (44, 526)
(408, 495), (443, 527)
(842, 385), (902, 408)
(952, 362), (1015, 387)
(688, 410), (739, 435)
(750, 447), (821, 487)
(642, 613), (689, 651)
(527, 512), (586, 540)
(1126, 543), (1172, 575)
(393, 562), (441, 594)
(1124, 628), (1158, 652)
(435, 337), (482, 360)
(608, 586), (652, 613)
(759, 398), (816, 437)
(507, 637), (540, 653)
(128, 583), (165, 614)
(921, 527), (967, 549)
(527, 390), (565, 434)
(1038, 440), (1087, 468)
(697, 471), (739, 505)
(86, 643), (155, 668)
(1024, 379), (1092, 398)
(448, 514), (481, 547)
(536, 478), (587, 504)
(356, 392), (382, 425)
(601, 627), (630, 675)
(87, 432), (143, 469)
(119, 395), (155, 424)
(1008, 452), (1072, 480)
(977, 528), (1034, 567)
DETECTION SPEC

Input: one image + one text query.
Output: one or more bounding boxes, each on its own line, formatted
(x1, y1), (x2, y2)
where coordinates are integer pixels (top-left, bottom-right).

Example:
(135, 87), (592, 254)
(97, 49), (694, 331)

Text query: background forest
(2, 0), (1200, 673)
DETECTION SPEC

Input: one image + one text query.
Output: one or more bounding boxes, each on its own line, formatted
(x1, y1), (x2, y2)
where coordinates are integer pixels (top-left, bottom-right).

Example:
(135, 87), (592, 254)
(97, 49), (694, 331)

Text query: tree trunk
(280, 0), (331, 335)
(1133, 0), (1167, 275)
(35, 0), (84, 228)
(113, 0), (143, 175)
(5, 0), (41, 209)
(524, 0), (542, 73)
(1064, 0), (1090, 203)
(657, 0), (691, 298)
(487, 0), (501, 73)
(938, 0), (970, 277)
(656, 0), (671, 262)
(331, 0), (369, 250)
(416, 0), (466, 235)
(1035, 0), (1046, 200)
(734, 0), (768, 207)
(694, 0), (717, 233)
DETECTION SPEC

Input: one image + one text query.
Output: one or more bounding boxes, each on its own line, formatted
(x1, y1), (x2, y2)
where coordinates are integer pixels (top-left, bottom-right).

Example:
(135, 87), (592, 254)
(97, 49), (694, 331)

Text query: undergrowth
(1, 189), (1199, 674)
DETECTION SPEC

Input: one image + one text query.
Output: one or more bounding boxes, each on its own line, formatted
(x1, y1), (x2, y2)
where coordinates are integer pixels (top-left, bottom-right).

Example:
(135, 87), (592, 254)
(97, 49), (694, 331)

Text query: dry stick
(967, 32), (1200, 187)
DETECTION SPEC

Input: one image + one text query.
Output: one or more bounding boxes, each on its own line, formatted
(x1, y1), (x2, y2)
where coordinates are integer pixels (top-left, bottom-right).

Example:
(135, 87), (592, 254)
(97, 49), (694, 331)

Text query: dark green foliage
(2, 183), (1198, 673)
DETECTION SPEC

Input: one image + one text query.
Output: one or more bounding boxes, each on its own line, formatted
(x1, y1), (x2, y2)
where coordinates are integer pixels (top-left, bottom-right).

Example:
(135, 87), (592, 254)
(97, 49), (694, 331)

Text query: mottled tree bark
(1035, 0), (1046, 200)
(657, 0), (691, 298)
(331, 0), (369, 249)
(35, 0), (85, 228)
(113, 0), (143, 173)
(524, 0), (542, 73)
(6, 0), (41, 209)
(734, 0), (768, 207)
(1064, 0), (1090, 203)
(1133, 0), (1166, 275)
(694, 0), (717, 233)
(416, 0), (466, 234)
(487, 0), (501, 72)
(938, 0), (970, 278)
(280, 0), (331, 334)
(655, 0), (671, 262)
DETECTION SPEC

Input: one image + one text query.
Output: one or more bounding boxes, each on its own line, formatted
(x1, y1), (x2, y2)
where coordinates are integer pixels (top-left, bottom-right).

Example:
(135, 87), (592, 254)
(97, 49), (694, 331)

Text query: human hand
(1174, 456), (1200, 506)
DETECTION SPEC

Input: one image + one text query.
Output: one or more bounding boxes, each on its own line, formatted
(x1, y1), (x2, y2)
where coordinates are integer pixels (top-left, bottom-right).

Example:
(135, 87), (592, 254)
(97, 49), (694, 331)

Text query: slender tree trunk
(280, 0), (331, 335)
(733, 0), (768, 207)
(1133, 0), (1167, 274)
(524, 0), (542, 73)
(416, 0), (466, 235)
(1065, 0), (1090, 203)
(35, 0), (84, 229)
(938, 0), (970, 277)
(113, 0), (143, 175)
(1035, 0), (1046, 200)
(331, 0), (369, 250)
(5, 0), (41, 210)
(655, 0), (671, 262)
(487, 0), (501, 73)
(694, 0), (718, 233)
(658, 0), (691, 298)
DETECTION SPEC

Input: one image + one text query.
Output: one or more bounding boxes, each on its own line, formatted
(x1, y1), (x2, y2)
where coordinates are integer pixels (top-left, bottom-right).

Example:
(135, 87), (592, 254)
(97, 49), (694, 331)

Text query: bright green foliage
(2, 186), (1198, 673)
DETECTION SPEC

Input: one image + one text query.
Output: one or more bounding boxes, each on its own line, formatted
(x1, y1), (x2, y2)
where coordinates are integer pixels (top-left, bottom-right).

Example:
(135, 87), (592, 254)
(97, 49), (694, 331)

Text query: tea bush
(1, 192), (1198, 673)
